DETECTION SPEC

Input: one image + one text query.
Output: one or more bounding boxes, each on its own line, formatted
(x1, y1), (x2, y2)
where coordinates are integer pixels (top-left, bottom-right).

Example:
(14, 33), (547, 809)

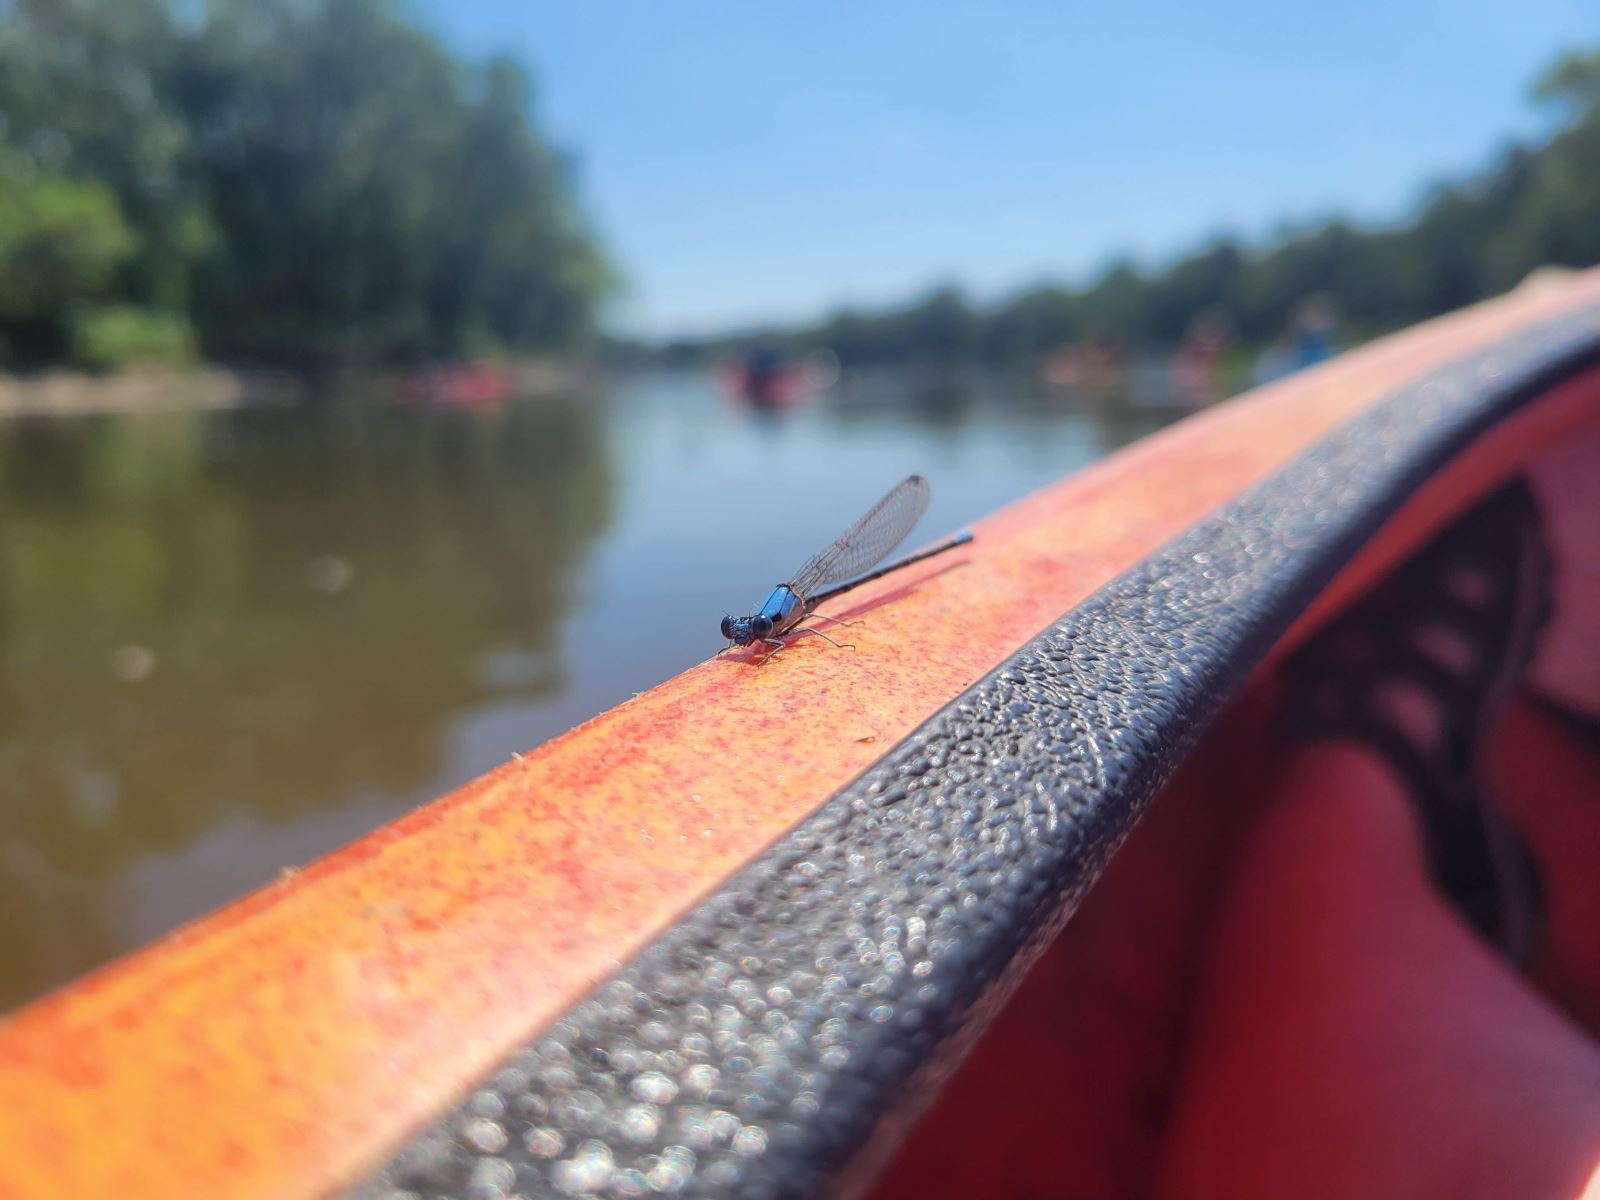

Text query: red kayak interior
(869, 395), (1600, 1199)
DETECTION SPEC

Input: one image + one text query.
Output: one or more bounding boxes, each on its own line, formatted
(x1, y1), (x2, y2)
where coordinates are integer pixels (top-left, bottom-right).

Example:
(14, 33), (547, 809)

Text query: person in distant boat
(1252, 295), (1339, 385)
(743, 344), (785, 410)
(1172, 311), (1230, 407)
(1043, 330), (1126, 400)
(1291, 293), (1338, 369)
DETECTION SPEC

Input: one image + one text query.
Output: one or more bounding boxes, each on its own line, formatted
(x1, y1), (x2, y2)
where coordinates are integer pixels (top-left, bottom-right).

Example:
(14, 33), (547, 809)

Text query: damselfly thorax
(719, 475), (972, 663)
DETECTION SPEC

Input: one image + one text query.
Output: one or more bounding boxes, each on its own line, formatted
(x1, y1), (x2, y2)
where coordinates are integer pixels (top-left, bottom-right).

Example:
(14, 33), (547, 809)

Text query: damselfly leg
(754, 637), (789, 665)
(806, 610), (859, 630)
(789, 627), (855, 651)
(720, 476), (972, 664)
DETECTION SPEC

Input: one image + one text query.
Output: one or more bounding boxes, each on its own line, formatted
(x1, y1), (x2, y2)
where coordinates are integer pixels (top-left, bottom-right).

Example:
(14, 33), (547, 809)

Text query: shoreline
(0, 359), (588, 418)
(0, 367), (305, 418)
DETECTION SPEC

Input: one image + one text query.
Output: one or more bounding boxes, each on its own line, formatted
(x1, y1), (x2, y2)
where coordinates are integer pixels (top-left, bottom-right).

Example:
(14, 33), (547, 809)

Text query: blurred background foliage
(0, 0), (611, 370)
(1, 0), (1597, 373)
(641, 47), (1600, 368)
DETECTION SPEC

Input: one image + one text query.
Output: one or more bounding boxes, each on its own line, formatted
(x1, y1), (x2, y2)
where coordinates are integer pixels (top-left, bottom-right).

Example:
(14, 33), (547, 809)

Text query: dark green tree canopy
(0, 0), (610, 368)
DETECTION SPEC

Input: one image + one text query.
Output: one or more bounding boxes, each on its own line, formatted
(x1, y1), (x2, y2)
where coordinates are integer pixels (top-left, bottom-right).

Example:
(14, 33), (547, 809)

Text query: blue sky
(419, 2), (1598, 337)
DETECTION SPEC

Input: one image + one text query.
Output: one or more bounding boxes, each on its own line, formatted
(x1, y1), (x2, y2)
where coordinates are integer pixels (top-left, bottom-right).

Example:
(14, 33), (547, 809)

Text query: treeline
(648, 47), (1600, 367)
(0, 0), (609, 370)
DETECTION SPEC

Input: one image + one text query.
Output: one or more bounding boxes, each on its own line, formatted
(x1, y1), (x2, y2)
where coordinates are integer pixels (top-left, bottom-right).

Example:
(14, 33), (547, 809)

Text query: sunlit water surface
(0, 369), (1180, 1009)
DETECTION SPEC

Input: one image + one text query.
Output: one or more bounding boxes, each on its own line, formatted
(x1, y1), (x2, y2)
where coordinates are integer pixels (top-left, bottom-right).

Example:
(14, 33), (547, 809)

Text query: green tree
(900, 287), (981, 362)
(177, 0), (609, 363)
(0, 0), (610, 367)
(1142, 240), (1245, 344)
(0, 153), (135, 363)
(0, 0), (210, 313)
(656, 42), (1600, 370)
(983, 286), (1082, 362)
(1481, 50), (1600, 289)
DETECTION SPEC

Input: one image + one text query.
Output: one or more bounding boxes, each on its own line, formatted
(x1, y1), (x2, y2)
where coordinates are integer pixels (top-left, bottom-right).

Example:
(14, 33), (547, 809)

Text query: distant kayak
(718, 348), (839, 411)
(400, 362), (513, 411)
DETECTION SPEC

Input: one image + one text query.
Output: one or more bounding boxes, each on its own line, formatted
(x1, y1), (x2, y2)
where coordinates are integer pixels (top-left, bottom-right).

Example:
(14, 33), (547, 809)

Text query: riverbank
(0, 359), (590, 419)
(0, 367), (305, 418)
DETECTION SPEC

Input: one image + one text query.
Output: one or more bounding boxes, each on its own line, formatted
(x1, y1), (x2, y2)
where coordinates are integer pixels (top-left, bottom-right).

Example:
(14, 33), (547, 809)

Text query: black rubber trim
(351, 305), (1600, 1200)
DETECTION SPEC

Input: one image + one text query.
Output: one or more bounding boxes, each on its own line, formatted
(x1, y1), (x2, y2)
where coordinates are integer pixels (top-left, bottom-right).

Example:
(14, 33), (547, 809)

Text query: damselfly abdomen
(720, 475), (972, 662)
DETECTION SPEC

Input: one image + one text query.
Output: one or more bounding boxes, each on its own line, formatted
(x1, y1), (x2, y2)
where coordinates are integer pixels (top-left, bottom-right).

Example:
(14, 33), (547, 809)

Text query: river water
(0, 368), (1183, 1010)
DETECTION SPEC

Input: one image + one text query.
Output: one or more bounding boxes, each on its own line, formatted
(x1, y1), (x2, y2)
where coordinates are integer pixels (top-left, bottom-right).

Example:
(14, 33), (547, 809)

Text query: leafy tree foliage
(0, 0), (609, 367)
(0, 154), (135, 362)
(679, 46), (1600, 367)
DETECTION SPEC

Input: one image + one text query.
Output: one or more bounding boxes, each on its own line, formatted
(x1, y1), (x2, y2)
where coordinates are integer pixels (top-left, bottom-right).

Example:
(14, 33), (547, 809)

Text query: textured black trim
(352, 306), (1600, 1200)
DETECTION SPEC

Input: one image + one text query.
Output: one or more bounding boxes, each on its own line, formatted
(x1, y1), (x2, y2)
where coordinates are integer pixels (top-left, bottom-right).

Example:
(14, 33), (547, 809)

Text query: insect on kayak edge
(719, 474), (973, 664)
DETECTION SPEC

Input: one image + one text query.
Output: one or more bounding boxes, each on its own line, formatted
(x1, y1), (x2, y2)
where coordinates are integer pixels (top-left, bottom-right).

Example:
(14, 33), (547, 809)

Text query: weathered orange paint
(2, 271), (1600, 1200)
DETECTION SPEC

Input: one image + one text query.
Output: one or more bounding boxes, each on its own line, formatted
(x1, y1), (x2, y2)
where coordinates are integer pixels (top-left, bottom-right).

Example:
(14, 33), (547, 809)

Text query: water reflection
(0, 397), (615, 1010)
(0, 369), (1177, 1012)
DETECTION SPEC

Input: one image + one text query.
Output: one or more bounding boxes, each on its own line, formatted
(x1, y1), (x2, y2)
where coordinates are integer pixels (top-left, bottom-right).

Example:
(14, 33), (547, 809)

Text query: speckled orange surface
(3, 270), (1600, 1200)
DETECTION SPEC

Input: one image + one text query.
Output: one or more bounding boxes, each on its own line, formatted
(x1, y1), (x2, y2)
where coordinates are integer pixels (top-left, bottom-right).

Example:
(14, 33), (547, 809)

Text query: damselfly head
(721, 613), (773, 646)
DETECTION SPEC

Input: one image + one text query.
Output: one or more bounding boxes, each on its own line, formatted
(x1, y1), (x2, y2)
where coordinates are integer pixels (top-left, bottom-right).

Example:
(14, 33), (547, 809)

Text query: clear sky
(418, 1), (1598, 338)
